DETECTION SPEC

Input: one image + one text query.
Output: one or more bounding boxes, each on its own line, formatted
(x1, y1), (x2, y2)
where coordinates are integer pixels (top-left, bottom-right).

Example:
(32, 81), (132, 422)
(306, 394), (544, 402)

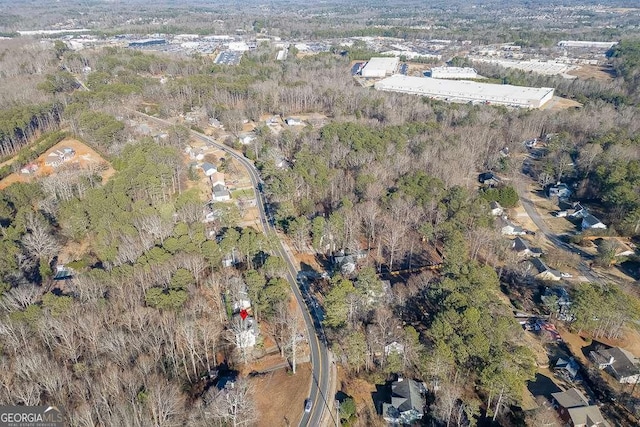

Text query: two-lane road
(514, 174), (604, 284)
(134, 112), (331, 426)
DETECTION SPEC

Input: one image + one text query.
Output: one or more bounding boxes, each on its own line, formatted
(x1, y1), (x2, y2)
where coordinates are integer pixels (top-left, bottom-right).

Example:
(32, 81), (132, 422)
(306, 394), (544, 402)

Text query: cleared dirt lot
(250, 363), (310, 427)
(0, 138), (114, 190)
(567, 65), (616, 81)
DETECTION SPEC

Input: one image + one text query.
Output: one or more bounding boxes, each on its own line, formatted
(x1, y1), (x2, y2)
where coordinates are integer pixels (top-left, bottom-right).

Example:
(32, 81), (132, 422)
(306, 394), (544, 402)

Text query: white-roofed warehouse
(361, 57), (400, 78)
(429, 66), (478, 79)
(374, 75), (554, 109)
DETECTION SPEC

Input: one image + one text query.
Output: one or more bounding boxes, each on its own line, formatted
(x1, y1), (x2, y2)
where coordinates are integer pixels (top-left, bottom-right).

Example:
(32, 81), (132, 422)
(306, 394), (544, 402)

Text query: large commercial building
(129, 38), (167, 48)
(374, 75), (554, 109)
(558, 40), (617, 49)
(361, 57), (400, 78)
(428, 66), (478, 79)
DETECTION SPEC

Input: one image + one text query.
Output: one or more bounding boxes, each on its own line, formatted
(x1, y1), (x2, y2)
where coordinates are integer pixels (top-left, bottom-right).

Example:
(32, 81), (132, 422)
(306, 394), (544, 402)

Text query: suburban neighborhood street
(136, 111), (332, 427)
(514, 173), (605, 285)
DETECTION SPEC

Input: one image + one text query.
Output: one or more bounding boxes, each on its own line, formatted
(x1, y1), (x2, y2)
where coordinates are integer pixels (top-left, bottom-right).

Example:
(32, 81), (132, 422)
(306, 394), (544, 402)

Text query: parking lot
(215, 50), (243, 65)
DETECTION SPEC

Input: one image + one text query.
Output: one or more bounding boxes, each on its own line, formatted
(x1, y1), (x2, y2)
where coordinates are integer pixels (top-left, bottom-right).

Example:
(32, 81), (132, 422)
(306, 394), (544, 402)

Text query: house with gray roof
(212, 184), (231, 202)
(547, 183), (572, 200)
(589, 347), (640, 384)
(382, 377), (426, 425)
(512, 237), (543, 258)
(551, 388), (608, 427)
(581, 213), (606, 231)
(529, 258), (562, 281)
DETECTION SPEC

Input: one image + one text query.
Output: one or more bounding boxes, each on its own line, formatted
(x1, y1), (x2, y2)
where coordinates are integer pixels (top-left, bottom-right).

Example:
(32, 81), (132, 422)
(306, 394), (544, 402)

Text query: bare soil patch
(540, 96), (583, 111)
(0, 138), (114, 190)
(567, 65), (616, 81)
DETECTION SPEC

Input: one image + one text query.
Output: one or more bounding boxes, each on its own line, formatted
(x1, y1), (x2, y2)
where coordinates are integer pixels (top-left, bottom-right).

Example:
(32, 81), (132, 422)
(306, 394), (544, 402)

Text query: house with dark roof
(382, 377), (426, 425)
(589, 347), (640, 384)
(512, 236), (543, 258)
(478, 172), (500, 187)
(529, 258), (562, 281)
(581, 213), (606, 231)
(551, 388), (607, 426)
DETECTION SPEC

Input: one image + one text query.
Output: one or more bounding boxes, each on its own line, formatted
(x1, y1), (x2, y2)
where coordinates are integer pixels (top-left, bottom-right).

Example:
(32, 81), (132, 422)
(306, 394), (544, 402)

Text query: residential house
(229, 277), (251, 312)
(542, 286), (573, 320)
(20, 163), (38, 174)
(239, 134), (256, 145)
(568, 203), (586, 219)
(210, 172), (225, 187)
(500, 218), (527, 236)
(382, 377), (426, 425)
(551, 388), (607, 427)
(221, 253), (236, 268)
(581, 214), (606, 231)
(209, 117), (224, 128)
(234, 314), (258, 348)
(566, 406), (608, 427)
(285, 117), (304, 126)
(212, 184), (231, 202)
(333, 253), (356, 275)
(201, 162), (217, 177)
(530, 258), (562, 281)
(555, 357), (581, 382)
(589, 347), (640, 384)
(478, 172), (500, 187)
(45, 147), (75, 167)
(594, 238), (635, 257)
(490, 201), (504, 216)
(53, 264), (73, 281)
(547, 183), (572, 200)
(512, 236), (543, 258)
(186, 146), (206, 161)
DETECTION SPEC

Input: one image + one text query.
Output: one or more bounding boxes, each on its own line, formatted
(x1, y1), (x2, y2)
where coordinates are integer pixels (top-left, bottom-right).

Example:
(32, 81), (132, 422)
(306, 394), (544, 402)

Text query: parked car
(560, 272), (573, 278)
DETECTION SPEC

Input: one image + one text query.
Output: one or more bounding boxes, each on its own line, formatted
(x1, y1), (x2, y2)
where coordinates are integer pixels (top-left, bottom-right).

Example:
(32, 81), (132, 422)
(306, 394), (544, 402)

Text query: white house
(235, 316), (258, 348)
(490, 201), (504, 216)
(581, 213), (606, 230)
(239, 135), (256, 145)
(200, 162), (217, 177)
(500, 218), (526, 236)
(44, 147), (75, 167)
(285, 118), (304, 126)
(212, 184), (231, 202)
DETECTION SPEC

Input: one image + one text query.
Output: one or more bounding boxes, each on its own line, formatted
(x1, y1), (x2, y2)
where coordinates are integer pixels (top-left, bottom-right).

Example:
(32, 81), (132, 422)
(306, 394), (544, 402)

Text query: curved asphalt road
(515, 173), (604, 284)
(134, 112), (331, 427)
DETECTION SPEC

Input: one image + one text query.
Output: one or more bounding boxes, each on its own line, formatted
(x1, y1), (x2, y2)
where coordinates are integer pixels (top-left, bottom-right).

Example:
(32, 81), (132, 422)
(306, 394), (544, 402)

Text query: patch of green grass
(231, 188), (255, 199)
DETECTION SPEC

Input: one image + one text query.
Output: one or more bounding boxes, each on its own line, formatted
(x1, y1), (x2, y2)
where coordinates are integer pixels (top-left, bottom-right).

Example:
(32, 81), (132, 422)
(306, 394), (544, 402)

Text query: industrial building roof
(362, 57), (399, 74)
(375, 74), (554, 108)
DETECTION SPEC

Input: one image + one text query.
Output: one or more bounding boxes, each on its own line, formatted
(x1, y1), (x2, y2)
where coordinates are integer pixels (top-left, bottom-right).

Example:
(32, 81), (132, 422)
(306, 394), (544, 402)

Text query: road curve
(133, 112), (331, 426)
(514, 174), (604, 284)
